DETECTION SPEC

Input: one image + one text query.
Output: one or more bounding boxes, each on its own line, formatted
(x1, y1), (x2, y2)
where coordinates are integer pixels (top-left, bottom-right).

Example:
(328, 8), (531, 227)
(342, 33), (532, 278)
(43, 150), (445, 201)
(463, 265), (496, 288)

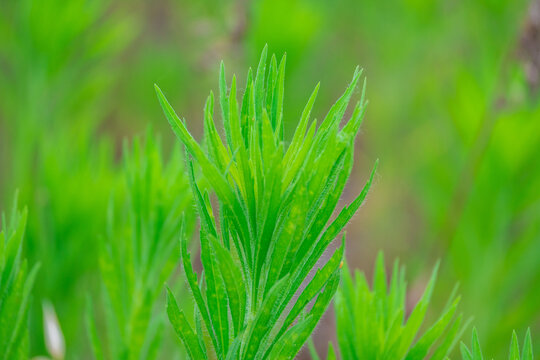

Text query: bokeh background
(1, 0), (539, 358)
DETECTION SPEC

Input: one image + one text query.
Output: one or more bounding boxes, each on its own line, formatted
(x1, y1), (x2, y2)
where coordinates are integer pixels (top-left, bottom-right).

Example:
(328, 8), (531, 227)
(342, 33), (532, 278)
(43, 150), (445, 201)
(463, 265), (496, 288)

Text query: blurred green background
(1, 0), (539, 358)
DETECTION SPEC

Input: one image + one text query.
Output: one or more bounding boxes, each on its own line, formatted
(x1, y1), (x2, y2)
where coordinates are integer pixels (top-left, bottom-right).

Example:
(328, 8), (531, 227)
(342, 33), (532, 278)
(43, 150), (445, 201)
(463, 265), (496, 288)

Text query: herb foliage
(329, 252), (466, 360)
(156, 46), (376, 359)
(86, 133), (193, 360)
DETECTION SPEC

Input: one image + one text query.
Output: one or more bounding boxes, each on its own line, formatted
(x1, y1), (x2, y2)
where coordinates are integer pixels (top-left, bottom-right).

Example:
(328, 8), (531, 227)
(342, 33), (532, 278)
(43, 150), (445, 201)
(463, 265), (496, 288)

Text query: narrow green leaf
(179, 223), (221, 356)
(210, 237), (247, 337)
(406, 297), (460, 359)
(186, 154), (217, 237)
(166, 287), (206, 360)
(472, 328), (483, 360)
(279, 244), (344, 336)
(327, 343), (337, 360)
(522, 328), (533, 360)
(242, 276), (289, 359)
(510, 330), (521, 360)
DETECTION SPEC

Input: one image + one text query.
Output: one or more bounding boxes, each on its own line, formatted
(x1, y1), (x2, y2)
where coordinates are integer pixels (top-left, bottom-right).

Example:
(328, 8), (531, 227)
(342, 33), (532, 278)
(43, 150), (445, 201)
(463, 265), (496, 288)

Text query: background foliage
(0, 0), (539, 358)
(331, 253), (465, 360)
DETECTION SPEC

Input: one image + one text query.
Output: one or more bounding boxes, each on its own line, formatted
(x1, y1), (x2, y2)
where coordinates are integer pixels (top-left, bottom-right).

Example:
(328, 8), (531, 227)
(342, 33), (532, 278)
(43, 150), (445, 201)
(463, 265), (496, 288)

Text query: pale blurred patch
(42, 300), (65, 360)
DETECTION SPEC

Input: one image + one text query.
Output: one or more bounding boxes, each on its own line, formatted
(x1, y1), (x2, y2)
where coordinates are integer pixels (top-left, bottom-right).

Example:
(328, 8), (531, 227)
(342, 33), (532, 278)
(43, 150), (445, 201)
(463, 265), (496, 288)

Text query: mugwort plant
(155, 46), (377, 359)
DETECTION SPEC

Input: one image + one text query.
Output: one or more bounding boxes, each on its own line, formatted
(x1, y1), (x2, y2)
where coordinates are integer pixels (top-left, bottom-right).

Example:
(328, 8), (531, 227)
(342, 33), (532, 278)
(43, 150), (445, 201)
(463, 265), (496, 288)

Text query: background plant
(319, 252), (466, 360)
(157, 47), (376, 359)
(86, 132), (194, 360)
(0, 0), (133, 354)
(460, 328), (534, 360)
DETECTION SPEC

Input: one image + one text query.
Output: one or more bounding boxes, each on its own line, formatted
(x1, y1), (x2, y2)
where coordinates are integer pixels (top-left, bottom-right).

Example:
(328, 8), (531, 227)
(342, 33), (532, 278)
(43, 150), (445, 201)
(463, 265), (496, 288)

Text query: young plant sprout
(155, 46), (377, 359)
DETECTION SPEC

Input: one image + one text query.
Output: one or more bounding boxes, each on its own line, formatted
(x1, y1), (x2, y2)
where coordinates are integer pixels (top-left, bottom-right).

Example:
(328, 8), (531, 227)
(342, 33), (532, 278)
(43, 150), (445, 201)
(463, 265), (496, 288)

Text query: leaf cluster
(86, 133), (193, 360)
(333, 252), (466, 360)
(156, 46), (376, 359)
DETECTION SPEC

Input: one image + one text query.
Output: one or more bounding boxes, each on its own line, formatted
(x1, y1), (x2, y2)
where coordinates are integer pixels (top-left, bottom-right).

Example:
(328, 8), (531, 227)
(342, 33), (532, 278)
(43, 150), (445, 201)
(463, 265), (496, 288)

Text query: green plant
(460, 328), (534, 360)
(327, 252), (466, 360)
(0, 0), (134, 353)
(155, 46), (376, 359)
(86, 132), (193, 360)
(0, 195), (39, 359)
